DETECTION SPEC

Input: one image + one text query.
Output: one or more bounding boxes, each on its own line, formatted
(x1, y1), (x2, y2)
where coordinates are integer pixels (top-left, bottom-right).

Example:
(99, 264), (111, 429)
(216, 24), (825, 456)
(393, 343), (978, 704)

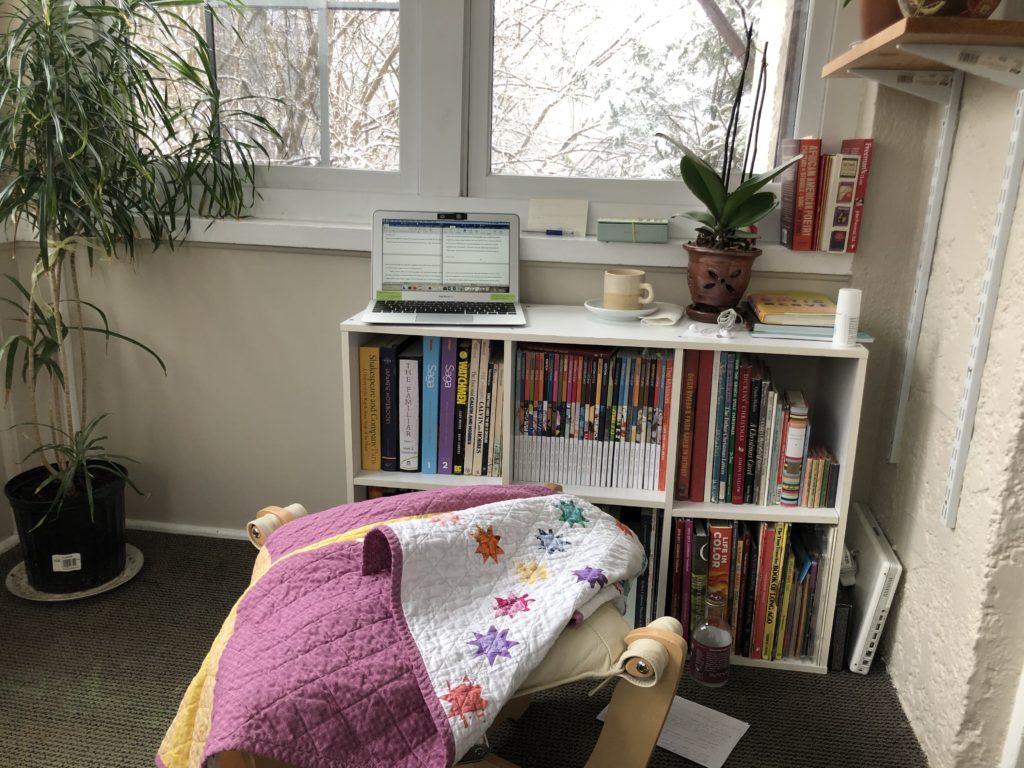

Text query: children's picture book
(746, 291), (837, 327)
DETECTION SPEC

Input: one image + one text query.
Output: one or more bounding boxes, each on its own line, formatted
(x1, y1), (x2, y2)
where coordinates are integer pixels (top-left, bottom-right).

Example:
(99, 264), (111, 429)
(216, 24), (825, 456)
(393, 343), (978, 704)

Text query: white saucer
(584, 298), (659, 322)
(5, 543), (144, 601)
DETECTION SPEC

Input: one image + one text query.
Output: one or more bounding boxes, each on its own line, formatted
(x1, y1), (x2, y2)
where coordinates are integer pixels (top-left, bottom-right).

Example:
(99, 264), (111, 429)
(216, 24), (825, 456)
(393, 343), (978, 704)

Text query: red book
(750, 522), (777, 660)
(840, 138), (875, 253)
(658, 355), (675, 491)
(733, 525), (753, 654)
(779, 137), (822, 251)
(674, 350), (700, 500)
(707, 520), (734, 601)
(689, 350), (714, 502)
(731, 358), (752, 504)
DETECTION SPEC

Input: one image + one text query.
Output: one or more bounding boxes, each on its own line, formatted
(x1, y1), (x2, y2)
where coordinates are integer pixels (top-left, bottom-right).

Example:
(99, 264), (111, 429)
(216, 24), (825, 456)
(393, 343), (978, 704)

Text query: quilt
(156, 485), (645, 768)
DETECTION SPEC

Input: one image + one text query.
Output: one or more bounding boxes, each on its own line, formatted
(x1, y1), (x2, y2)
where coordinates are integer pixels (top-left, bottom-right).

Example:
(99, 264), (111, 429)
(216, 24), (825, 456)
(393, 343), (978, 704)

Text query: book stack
(779, 137), (874, 253)
(744, 290), (872, 345)
(514, 345), (674, 491)
(673, 350), (840, 509)
(358, 335), (504, 476)
(667, 519), (828, 661)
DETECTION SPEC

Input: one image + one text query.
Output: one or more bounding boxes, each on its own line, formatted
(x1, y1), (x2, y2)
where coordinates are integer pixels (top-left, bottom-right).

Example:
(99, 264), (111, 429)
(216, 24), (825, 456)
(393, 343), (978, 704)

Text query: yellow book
(762, 521), (789, 659)
(774, 550), (797, 661)
(746, 291), (837, 327)
(358, 345), (381, 470)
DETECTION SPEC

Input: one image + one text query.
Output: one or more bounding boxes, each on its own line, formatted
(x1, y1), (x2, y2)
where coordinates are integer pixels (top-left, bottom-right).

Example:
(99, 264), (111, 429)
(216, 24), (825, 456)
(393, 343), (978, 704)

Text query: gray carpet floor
(0, 531), (928, 768)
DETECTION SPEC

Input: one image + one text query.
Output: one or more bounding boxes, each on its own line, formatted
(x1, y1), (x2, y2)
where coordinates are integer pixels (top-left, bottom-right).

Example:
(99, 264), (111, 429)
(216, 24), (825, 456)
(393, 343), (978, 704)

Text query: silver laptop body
(362, 210), (527, 326)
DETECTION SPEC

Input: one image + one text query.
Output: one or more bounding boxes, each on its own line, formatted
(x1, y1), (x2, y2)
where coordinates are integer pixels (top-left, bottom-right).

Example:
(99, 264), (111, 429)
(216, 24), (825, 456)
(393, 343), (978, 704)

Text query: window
(157, 0), (838, 235)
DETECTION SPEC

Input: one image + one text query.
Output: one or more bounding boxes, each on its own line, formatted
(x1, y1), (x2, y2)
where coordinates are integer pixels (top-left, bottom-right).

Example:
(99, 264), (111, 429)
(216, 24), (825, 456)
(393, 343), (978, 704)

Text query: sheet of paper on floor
(598, 695), (748, 768)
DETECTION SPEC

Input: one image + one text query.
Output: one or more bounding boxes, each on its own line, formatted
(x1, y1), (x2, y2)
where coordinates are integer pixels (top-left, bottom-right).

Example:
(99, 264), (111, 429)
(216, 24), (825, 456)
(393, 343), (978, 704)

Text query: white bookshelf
(340, 304), (868, 674)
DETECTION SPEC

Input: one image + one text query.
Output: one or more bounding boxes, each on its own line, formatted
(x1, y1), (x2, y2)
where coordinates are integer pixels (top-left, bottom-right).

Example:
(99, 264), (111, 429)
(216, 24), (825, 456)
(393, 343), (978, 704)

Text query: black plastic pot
(5, 464), (127, 594)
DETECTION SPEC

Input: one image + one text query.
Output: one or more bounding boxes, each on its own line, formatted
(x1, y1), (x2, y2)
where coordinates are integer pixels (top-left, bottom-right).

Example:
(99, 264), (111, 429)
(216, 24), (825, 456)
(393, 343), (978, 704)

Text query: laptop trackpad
(420, 314), (474, 324)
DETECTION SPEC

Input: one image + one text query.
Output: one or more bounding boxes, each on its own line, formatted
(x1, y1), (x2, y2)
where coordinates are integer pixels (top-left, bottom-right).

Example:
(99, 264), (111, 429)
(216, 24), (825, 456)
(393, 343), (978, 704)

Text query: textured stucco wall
(852, 77), (1024, 767)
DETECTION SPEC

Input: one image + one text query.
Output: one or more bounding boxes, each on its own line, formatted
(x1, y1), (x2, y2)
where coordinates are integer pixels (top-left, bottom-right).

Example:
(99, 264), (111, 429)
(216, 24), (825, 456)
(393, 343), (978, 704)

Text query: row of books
(674, 350), (840, 508)
(668, 518), (827, 661)
(358, 336), (504, 476)
(514, 345), (674, 491)
(780, 137), (874, 253)
(614, 507), (662, 628)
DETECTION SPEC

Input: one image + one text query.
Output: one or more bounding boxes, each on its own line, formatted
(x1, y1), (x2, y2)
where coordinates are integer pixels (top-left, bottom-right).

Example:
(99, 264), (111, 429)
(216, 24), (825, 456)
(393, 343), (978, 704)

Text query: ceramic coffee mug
(604, 268), (654, 310)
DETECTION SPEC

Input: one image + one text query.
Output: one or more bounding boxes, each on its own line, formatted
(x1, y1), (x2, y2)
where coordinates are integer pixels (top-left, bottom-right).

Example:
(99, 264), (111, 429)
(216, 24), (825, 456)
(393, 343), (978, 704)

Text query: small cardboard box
(596, 218), (669, 243)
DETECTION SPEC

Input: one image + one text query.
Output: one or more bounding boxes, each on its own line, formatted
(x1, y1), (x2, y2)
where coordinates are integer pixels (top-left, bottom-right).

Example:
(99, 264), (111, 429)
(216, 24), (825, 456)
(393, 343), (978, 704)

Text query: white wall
(851, 77), (1024, 767)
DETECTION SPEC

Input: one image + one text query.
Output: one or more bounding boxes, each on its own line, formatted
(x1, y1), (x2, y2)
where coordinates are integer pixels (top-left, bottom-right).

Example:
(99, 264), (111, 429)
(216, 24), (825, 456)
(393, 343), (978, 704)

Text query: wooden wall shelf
(822, 17), (1024, 78)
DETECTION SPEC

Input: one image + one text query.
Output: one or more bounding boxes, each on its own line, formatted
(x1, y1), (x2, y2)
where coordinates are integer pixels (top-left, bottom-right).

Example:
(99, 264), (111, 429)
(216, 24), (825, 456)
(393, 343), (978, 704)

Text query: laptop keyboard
(373, 301), (517, 315)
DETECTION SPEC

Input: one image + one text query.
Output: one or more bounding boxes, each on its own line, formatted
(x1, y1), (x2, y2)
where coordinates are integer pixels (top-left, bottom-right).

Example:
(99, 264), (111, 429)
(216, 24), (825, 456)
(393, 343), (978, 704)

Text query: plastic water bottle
(689, 591), (732, 687)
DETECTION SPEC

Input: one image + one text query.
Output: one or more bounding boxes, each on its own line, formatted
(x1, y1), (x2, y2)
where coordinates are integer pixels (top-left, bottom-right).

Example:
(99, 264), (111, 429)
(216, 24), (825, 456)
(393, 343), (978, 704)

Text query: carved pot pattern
(683, 243), (761, 323)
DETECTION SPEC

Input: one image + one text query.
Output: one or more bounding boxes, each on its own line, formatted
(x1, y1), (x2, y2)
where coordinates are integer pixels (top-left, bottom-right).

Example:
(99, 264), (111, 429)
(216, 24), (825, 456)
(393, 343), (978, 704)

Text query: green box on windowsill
(596, 218), (669, 243)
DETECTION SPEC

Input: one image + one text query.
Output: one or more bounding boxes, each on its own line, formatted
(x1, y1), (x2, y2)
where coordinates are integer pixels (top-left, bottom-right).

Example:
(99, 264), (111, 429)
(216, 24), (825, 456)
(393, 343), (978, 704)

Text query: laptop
(362, 210), (527, 326)
(846, 502), (903, 675)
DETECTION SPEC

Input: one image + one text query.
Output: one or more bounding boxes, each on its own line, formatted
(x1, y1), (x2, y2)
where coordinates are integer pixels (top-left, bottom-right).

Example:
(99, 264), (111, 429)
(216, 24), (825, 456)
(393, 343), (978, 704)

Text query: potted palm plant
(657, 19), (801, 322)
(0, 0), (273, 594)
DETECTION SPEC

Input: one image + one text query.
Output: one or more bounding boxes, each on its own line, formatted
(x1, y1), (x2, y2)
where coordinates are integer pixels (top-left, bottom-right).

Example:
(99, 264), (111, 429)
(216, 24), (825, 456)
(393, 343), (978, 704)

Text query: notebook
(846, 502), (903, 675)
(362, 210), (526, 326)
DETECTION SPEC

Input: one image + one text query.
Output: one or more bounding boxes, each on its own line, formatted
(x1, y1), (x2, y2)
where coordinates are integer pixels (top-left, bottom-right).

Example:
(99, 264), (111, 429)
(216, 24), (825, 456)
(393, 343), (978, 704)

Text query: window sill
(186, 217), (854, 275)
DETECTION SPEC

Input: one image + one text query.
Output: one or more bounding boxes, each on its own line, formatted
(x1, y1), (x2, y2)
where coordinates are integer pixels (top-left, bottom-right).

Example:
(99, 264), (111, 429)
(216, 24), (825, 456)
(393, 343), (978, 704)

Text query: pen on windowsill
(524, 229), (576, 237)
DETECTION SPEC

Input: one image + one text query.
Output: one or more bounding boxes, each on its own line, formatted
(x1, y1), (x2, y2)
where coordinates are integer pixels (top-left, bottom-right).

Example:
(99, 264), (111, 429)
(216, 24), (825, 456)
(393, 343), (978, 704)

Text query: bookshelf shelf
(822, 17), (1024, 79)
(340, 305), (867, 674)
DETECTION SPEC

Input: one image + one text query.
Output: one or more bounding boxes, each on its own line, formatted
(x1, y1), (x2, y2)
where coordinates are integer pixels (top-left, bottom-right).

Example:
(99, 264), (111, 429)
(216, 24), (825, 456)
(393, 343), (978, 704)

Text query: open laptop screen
(381, 217), (511, 294)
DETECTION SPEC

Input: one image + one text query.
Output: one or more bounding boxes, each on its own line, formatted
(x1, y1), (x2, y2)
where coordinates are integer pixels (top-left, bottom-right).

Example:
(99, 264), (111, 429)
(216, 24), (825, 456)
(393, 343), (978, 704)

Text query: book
(762, 521), (789, 660)
(437, 337), (459, 475)
(725, 354), (740, 503)
(751, 323), (874, 343)
(397, 339), (423, 472)
(357, 343), (382, 471)
(716, 352), (736, 502)
(674, 350), (700, 500)
(779, 137), (823, 251)
(671, 518), (685, 621)
(420, 336), (441, 474)
(829, 585), (855, 671)
(703, 352), (723, 502)
(689, 520), (709, 638)
(780, 391), (810, 506)
(731, 357), (752, 504)
(470, 340), (492, 476)
(728, 523), (744, 649)
(707, 520), (733, 601)
(816, 153), (861, 253)
(452, 339), (472, 475)
(377, 335), (413, 472)
(750, 522), (776, 660)
(689, 350), (714, 502)
(774, 548), (796, 660)
(464, 339), (483, 475)
(840, 138), (875, 253)
(681, 517), (694, 644)
(746, 291), (838, 327)
(740, 525), (759, 656)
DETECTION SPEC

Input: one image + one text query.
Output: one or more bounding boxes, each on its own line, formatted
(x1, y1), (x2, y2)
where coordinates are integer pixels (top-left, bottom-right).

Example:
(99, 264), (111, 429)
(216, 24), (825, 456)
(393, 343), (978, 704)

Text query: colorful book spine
(743, 372), (762, 503)
(750, 522), (776, 660)
(716, 352), (735, 502)
(420, 337), (440, 474)
(731, 357), (752, 504)
(775, 549), (797, 660)
(762, 522), (790, 660)
(707, 520), (733, 602)
(780, 391), (809, 506)
(816, 153), (861, 253)
(674, 350), (700, 500)
(704, 352), (723, 502)
(671, 518), (685, 621)
(779, 137), (823, 250)
(437, 337), (458, 474)
(357, 344), (381, 471)
(840, 137), (875, 253)
(741, 527), (759, 656)
(725, 353), (740, 502)
(452, 339), (471, 475)
(658, 354), (674, 492)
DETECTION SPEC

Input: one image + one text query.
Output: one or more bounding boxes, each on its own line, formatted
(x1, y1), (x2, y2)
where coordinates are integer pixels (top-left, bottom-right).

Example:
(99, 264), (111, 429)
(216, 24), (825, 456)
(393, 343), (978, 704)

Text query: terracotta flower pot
(859, 0), (904, 39)
(683, 243), (761, 323)
(898, 0), (1001, 17)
